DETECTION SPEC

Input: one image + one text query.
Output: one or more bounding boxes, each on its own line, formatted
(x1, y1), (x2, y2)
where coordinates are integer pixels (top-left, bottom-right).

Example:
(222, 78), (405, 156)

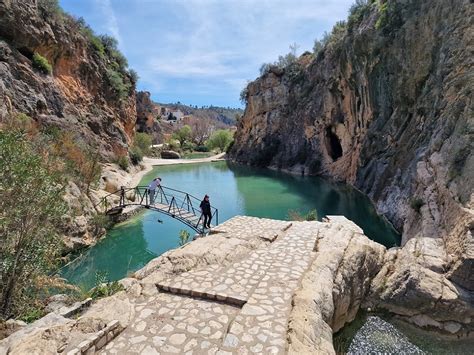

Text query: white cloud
(97, 0), (122, 45)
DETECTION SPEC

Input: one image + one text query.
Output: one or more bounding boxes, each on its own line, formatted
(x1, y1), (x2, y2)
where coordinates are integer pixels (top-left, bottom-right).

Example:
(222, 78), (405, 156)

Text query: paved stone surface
(99, 217), (321, 354)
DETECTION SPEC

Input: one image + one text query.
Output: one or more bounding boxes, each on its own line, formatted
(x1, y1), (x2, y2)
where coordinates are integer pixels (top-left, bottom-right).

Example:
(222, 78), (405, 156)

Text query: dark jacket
(200, 200), (211, 214)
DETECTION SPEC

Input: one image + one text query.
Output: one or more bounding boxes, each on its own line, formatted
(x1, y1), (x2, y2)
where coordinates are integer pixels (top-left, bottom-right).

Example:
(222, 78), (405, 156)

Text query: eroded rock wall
(231, 0), (473, 252)
(0, 0), (136, 157)
(0, 0), (142, 250)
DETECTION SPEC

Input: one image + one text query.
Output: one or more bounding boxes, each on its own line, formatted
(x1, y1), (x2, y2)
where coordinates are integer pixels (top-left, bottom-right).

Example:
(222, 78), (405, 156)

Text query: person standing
(147, 177), (161, 205)
(200, 195), (212, 229)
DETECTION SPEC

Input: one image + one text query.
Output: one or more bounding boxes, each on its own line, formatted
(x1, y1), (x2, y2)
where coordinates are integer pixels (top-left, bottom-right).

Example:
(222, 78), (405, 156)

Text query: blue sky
(59, 0), (354, 107)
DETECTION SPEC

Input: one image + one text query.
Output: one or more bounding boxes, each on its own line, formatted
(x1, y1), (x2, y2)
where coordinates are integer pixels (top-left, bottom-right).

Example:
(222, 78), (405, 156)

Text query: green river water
(61, 161), (400, 289)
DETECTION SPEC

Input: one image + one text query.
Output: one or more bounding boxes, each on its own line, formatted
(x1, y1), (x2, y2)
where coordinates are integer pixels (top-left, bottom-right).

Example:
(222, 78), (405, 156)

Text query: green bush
(114, 154), (129, 171)
(38, 0), (63, 21)
(240, 85), (249, 104)
(178, 230), (191, 246)
(91, 213), (113, 234)
(206, 130), (233, 152)
(128, 69), (139, 85)
(0, 131), (67, 318)
(88, 271), (123, 300)
(288, 209), (319, 221)
(133, 132), (152, 155)
(375, 1), (403, 33)
(19, 306), (44, 323)
(172, 125), (192, 147)
(106, 69), (131, 100)
(195, 145), (209, 152)
(129, 146), (144, 165)
(32, 52), (52, 75)
(348, 0), (371, 28)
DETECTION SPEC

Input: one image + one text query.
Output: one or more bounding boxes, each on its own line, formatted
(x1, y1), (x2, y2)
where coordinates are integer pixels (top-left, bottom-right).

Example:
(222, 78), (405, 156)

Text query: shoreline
(129, 152), (226, 186)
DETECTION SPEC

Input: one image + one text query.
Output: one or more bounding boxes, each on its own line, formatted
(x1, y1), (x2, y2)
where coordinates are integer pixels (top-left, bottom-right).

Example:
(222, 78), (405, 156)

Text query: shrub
(106, 69), (131, 100)
(128, 69), (139, 86)
(288, 209), (318, 221)
(88, 271), (123, 299)
(114, 154), (129, 171)
(240, 85), (249, 104)
(32, 52), (52, 75)
(129, 146), (144, 165)
(172, 125), (192, 147)
(195, 145), (210, 152)
(38, 0), (63, 21)
(166, 138), (180, 151)
(375, 0), (403, 33)
(133, 132), (152, 155)
(89, 34), (105, 56)
(178, 230), (190, 246)
(0, 131), (67, 318)
(313, 39), (324, 55)
(206, 129), (233, 152)
(409, 198), (425, 213)
(348, 0), (371, 28)
(91, 213), (113, 235)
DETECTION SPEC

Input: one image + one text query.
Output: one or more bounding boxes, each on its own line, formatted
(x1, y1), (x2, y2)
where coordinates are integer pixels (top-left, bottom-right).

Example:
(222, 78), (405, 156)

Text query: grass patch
(32, 52), (52, 75)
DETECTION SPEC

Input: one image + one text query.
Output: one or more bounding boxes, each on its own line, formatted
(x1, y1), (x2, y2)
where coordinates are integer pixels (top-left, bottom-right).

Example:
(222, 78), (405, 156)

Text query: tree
(206, 129), (233, 152)
(172, 125), (192, 147)
(133, 132), (152, 155)
(189, 117), (213, 145)
(0, 131), (67, 318)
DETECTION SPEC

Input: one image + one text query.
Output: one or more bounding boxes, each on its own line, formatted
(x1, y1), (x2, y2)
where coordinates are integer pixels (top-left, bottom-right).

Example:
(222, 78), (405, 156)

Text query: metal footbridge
(97, 186), (219, 234)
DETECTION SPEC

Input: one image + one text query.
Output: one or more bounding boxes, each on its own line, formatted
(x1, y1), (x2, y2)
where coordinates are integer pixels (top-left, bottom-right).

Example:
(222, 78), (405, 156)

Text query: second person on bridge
(200, 195), (212, 229)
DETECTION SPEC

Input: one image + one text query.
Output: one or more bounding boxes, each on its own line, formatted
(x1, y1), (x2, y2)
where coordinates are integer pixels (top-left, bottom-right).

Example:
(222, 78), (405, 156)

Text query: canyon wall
(231, 0), (473, 255)
(0, 0), (136, 157)
(0, 0), (140, 250)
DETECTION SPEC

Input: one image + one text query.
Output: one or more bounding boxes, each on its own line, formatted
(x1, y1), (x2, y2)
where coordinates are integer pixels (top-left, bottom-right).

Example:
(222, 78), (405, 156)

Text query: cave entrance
(325, 127), (343, 161)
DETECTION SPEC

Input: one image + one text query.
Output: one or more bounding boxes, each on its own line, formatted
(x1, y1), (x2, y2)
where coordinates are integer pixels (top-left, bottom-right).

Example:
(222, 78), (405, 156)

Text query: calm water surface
(61, 161), (400, 288)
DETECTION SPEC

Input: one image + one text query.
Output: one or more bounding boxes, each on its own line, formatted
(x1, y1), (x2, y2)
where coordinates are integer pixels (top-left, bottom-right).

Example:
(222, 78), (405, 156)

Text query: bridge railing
(96, 185), (219, 230)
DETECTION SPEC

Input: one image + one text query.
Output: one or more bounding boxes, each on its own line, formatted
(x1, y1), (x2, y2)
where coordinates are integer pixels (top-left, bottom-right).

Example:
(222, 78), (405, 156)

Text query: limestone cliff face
(231, 0), (473, 253)
(0, 0), (136, 157)
(0, 0), (140, 251)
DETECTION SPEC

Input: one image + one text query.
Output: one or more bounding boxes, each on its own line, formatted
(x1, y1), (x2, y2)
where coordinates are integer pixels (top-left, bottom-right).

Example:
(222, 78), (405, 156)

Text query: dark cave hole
(325, 127), (343, 161)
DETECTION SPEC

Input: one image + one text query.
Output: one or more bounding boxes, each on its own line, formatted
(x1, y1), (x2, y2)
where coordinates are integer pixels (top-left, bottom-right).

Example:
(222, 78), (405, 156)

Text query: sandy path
(129, 153), (226, 186)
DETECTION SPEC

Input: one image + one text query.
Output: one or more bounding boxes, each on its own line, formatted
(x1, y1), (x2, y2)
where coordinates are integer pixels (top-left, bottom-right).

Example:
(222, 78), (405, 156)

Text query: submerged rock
(348, 316), (424, 355)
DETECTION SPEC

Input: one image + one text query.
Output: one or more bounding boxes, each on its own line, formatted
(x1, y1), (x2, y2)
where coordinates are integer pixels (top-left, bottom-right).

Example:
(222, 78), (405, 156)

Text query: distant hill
(159, 102), (243, 126)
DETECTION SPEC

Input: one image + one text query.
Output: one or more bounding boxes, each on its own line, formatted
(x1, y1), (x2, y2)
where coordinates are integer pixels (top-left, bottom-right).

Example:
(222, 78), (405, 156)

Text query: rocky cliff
(0, 0), (141, 250)
(0, 0), (137, 157)
(231, 0), (473, 255)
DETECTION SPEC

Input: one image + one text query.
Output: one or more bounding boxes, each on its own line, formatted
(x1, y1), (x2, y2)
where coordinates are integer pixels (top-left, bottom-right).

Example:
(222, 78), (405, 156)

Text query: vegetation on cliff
(0, 129), (67, 319)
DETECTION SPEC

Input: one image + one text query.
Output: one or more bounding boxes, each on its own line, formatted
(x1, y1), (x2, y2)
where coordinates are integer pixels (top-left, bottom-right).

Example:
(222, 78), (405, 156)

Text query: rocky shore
(1, 215), (471, 354)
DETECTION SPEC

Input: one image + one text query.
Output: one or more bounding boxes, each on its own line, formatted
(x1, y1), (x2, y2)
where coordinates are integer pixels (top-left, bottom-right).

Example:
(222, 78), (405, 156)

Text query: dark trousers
(203, 212), (212, 228)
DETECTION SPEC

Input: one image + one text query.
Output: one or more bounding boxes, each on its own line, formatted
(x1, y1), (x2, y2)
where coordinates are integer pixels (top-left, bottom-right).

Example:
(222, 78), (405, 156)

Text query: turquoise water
(61, 161), (400, 288)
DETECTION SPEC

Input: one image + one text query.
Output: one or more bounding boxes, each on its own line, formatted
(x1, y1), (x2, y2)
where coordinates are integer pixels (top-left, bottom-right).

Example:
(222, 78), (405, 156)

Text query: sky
(59, 0), (354, 108)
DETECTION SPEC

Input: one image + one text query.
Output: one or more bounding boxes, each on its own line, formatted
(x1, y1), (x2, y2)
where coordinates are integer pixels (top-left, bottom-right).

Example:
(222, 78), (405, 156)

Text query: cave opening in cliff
(325, 127), (343, 161)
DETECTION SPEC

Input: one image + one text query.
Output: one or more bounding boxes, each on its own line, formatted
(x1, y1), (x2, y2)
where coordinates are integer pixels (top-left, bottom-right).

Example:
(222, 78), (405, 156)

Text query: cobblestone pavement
(100, 218), (322, 354)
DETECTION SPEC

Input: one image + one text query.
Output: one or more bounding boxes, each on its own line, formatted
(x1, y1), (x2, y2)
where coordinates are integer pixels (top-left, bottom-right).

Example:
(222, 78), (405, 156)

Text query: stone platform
(100, 218), (323, 354)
